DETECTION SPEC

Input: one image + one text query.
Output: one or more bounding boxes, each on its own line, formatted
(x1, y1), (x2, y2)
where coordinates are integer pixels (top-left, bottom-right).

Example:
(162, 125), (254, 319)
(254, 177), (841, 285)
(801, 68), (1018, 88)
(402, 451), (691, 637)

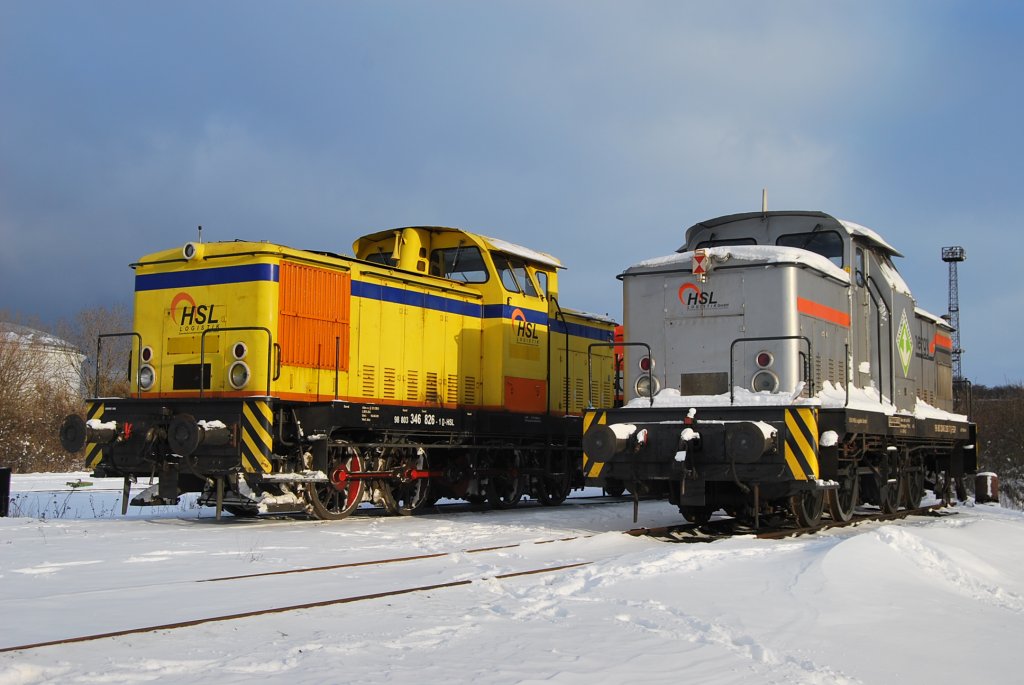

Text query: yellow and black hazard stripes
(582, 409), (608, 479)
(240, 400), (274, 473)
(783, 407), (819, 481)
(84, 402), (105, 470)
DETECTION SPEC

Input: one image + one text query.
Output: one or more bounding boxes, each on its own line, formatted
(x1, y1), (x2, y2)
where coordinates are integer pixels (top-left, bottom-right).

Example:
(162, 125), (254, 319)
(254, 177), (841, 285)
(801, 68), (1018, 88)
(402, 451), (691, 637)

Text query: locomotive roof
(357, 226), (563, 269)
(682, 211), (904, 258)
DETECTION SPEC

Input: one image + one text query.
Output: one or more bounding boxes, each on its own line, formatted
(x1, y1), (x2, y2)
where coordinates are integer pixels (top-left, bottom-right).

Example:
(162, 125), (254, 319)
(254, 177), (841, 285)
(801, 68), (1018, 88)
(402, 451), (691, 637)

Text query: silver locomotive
(583, 211), (976, 526)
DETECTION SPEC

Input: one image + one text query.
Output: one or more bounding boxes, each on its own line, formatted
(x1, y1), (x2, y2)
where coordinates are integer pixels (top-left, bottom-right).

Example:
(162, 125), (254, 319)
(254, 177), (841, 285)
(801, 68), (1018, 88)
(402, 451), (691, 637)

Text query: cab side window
(513, 263), (539, 297)
(492, 253), (540, 296)
(534, 270), (549, 298)
(429, 245), (489, 283)
(776, 230), (845, 268)
(364, 243), (398, 267)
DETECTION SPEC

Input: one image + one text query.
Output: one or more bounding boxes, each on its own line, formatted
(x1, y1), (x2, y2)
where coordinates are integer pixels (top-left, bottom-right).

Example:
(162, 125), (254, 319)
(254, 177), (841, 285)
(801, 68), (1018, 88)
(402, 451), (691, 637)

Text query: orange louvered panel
(279, 262), (351, 370)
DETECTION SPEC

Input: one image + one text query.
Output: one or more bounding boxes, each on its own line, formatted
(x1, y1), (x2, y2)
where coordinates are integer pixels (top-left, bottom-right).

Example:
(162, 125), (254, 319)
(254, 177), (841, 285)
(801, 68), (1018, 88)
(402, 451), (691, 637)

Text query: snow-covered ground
(2, 473), (1021, 684)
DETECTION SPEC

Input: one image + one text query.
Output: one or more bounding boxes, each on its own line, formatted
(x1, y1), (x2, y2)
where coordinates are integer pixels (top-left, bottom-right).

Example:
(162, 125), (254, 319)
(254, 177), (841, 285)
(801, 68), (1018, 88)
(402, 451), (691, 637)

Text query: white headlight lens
(139, 365), (156, 391)
(635, 375), (661, 398)
(751, 370), (780, 393)
(228, 361), (251, 389)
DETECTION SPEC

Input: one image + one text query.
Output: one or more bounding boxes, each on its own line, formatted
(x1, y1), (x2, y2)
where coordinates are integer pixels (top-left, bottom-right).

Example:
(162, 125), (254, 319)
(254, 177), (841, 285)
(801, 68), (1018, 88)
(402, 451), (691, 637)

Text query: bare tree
(0, 314), (83, 472)
(57, 303), (133, 398)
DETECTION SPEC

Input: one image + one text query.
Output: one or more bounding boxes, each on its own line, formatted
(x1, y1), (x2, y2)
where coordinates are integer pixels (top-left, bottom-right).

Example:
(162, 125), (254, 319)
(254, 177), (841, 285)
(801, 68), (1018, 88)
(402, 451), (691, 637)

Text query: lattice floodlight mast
(941, 246), (966, 381)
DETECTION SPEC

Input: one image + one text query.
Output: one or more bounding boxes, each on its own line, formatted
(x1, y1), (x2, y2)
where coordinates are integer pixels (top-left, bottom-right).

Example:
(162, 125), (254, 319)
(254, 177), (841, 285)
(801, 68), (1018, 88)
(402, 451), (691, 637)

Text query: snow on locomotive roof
(835, 218), (903, 257)
(483, 235), (563, 269)
(916, 307), (955, 330)
(683, 211), (904, 258)
(626, 244), (850, 283)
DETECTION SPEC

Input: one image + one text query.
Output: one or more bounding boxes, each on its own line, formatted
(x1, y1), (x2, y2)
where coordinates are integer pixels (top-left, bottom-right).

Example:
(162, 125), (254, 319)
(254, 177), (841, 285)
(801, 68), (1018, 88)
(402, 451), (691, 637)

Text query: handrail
(729, 335), (812, 404)
(95, 332), (143, 398)
(199, 326), (274, 400)
(588, 342), (654, 408)
(865, 275), (895, 405)
(550, 297), (571, 413)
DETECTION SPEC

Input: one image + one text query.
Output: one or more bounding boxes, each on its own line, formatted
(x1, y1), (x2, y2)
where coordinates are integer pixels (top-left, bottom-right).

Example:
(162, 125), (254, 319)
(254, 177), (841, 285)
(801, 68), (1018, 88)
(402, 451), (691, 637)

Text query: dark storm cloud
(1, 1), (1021, 383)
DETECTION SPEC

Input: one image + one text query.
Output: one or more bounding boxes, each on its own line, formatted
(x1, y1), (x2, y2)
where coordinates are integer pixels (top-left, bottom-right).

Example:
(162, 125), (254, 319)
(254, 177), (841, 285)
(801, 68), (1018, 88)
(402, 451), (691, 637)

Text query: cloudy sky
(1, 1), (1020, 386)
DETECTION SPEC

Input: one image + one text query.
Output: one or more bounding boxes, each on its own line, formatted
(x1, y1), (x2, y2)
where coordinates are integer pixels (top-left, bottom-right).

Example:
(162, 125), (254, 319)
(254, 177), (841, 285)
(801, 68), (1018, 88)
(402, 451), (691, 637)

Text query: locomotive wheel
(790, 489), (824, 528)
(306, 444), (365, 520)
(381, 446), (432, 516)
(862, 459), (899, 514)
(486, 449), (523, 509)
(536, 473), (571, 506)
(901, 460), (925, 510)
(878, 473), (900, 514)
(440, 453), (473, 500)
(533, 449), (571, 506)
(826, 467), (860, 522)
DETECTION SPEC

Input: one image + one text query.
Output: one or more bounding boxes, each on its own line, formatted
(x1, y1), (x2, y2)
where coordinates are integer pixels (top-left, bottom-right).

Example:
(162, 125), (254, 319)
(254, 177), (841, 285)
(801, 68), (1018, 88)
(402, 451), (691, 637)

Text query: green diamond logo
(896, 309), (913, 377)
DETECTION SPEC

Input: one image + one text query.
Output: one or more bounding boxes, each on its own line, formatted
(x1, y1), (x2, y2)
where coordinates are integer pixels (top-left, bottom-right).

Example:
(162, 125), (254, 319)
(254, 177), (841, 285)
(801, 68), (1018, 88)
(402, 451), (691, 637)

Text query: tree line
(970, 383), (1024, 507)
(0, 306), (131, 473)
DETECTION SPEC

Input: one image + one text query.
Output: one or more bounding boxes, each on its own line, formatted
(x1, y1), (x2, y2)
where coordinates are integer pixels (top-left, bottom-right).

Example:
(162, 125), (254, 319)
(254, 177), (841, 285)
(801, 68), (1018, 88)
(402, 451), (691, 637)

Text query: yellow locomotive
(60, 226), (617, 518)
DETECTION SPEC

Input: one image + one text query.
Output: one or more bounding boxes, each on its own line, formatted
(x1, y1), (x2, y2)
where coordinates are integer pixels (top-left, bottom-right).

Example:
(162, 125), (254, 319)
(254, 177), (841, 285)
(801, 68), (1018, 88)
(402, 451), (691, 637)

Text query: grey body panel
(620, 211), (953, 413)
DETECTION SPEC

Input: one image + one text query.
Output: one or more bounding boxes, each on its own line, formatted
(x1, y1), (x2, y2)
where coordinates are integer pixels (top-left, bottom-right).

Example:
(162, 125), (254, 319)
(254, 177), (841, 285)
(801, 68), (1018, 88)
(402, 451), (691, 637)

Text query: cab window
(534, 270), (549, 298)
(695, 237), (756, 249)
(363, 242), (398, 267)
(776, 230), (845, 268)
(429, 245), (488, 283)
(492, 253), (539, 296)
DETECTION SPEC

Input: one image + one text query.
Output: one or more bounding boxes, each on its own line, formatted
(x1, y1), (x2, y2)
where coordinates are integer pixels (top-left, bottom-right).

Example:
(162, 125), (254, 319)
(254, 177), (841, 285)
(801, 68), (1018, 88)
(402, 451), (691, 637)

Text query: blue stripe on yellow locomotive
(135, 263), (280, 291)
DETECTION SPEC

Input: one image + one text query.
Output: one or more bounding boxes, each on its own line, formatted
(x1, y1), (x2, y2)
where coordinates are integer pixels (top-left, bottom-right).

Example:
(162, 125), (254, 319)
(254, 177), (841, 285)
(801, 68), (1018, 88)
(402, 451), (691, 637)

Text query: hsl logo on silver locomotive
(677, 283), (728, 310)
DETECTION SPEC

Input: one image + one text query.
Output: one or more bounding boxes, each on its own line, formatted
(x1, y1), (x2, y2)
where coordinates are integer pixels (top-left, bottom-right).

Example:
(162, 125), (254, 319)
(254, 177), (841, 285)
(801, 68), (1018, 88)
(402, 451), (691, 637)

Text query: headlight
(228, 361), (251, 390)
(141, 346), (154, 363)
(635, 374), (661, 398)
(751, 370), (779, 393)
(139, 364), (156, 391)
(232, 341), (248, 360)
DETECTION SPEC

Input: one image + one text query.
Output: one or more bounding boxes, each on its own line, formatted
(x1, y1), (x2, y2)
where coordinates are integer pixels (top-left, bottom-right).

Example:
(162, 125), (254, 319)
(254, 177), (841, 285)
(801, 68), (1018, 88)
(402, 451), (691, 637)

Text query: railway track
(0, 500), (957, 654)
(626, 503), (954, 542)
(0, 530), (610, 654)
(0, 561), (592, 655)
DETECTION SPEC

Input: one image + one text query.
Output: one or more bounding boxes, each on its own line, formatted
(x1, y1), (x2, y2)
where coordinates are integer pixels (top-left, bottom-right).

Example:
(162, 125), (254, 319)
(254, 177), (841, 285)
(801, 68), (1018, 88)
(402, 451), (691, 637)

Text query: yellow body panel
(130, 229), (615, 414)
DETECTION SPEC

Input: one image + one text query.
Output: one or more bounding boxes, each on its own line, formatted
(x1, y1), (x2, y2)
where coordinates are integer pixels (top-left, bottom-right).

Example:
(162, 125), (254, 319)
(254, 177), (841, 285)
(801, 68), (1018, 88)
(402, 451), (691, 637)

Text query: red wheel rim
(329, 455), (362, 502)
